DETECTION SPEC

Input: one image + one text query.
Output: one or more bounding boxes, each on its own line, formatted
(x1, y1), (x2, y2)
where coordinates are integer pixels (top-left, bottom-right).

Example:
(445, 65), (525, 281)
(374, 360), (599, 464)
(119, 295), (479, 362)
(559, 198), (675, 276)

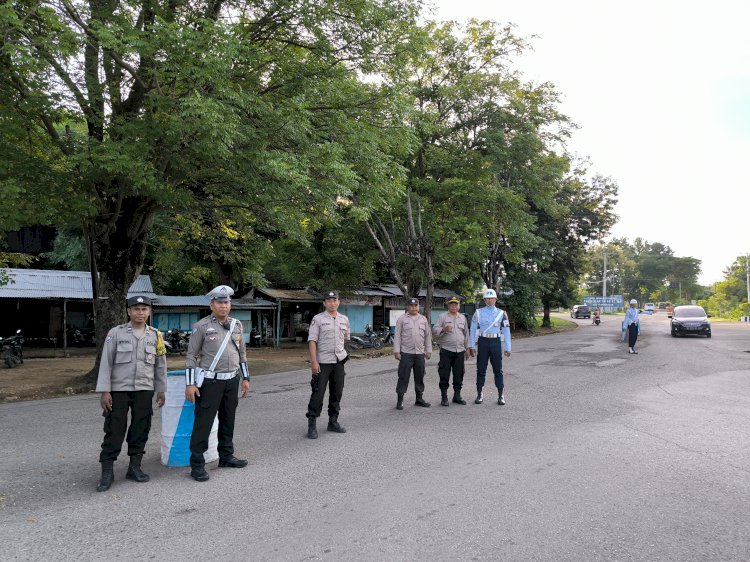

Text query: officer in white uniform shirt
(469, 289), (512, 405)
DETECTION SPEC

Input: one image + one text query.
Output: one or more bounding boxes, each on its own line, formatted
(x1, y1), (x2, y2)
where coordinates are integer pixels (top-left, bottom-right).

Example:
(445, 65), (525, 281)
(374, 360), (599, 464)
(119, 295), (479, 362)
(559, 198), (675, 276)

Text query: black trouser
(307, 361), (346, 419)
(437, 348), (465, 391)
(628, 323), (639, 348)
(476, 337), (504, 391)
(99, 390), (154, 463)
(190, 375), (239, 468)
(397, 353), (426, 395)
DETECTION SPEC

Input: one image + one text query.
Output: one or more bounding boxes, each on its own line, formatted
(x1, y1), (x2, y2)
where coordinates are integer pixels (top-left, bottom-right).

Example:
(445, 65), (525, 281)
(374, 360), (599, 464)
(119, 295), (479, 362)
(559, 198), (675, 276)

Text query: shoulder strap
(482, 309), (505, 333)
(208, 319), (237, 372)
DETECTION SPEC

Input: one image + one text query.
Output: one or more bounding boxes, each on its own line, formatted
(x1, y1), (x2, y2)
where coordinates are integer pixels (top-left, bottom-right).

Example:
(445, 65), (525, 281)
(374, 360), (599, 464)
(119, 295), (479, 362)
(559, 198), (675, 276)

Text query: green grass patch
(549, 317), (577, 329)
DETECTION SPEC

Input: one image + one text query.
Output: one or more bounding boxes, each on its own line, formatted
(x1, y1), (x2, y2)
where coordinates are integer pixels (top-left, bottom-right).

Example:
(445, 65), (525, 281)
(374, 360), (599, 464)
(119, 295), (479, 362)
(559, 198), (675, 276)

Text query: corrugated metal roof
(257, 285), (462, 302)
(153, 296), (211, 307)
(153, 295), (276, 309)
(0, 268), (154, 300)
(375, 284), (462, 299)
(257, 288), (321, 301)
(355, 288), (393, 297)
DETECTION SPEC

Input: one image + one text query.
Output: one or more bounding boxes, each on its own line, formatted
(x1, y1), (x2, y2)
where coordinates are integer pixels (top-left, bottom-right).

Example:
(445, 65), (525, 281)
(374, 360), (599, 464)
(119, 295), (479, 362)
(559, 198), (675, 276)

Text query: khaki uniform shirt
(186, 315), (246, 373)
(96, 323), (167, 392)
(432, 312), (470, 353)
(308, 311), (350, 364)
(394, 313), (431, 355)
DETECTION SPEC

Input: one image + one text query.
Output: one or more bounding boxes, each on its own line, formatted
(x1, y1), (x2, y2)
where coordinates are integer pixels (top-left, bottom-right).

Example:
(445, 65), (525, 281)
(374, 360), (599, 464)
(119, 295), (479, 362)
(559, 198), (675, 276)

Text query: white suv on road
(644, 303), (656, 312)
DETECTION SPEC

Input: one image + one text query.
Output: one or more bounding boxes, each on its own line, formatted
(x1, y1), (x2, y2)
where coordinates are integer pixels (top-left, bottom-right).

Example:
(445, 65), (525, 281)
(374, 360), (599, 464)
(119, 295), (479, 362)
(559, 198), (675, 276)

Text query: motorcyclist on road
(592, 307), (601, 324)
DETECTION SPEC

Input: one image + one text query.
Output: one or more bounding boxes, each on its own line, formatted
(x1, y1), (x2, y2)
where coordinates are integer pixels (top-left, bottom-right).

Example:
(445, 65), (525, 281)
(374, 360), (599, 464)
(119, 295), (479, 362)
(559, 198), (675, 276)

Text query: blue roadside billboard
(583, 295), (624, 310)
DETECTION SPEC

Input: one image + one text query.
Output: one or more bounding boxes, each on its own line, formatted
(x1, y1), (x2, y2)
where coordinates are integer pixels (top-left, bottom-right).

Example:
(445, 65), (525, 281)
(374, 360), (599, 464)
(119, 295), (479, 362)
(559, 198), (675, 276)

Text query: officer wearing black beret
(95, 295), (166, 492)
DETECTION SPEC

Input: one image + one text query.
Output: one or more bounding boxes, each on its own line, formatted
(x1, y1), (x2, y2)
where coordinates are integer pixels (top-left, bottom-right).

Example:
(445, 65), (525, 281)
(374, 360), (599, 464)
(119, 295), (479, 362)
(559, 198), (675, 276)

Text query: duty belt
(203, 370), (237, 380)
(480, 334), (501, 339)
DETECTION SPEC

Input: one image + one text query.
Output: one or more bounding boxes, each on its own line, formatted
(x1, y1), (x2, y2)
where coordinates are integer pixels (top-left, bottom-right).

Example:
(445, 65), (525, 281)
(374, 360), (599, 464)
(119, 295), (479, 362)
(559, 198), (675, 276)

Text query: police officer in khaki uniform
(432, 296), (470, 406)
(306, 291), (350, 439)
(95, 295), (167, 492)
(185, 285), (250, 482)
(394, 297), (432, 410)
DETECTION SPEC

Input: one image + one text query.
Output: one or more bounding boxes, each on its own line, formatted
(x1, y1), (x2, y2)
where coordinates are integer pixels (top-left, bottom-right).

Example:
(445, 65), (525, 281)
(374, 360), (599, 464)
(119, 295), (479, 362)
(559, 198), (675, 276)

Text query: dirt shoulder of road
(0, 323), (576, 404)
(0, 343), (390, 403)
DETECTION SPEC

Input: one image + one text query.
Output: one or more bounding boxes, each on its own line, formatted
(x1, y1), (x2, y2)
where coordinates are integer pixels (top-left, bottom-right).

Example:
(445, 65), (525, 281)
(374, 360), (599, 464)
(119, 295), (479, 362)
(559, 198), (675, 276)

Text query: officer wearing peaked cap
(394, 297), (432, 409)
(469, 289), (512, 405)
(185, 284), (251, 481)
(95, 294), (166, 492)
(433, 295), (470, 406)
(306, 290), (350, 439)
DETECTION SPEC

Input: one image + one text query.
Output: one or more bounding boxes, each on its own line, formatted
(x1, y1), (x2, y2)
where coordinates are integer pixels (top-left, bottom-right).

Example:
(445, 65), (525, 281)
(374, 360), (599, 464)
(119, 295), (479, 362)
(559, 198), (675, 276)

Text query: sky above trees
(433, 0), (750, 285)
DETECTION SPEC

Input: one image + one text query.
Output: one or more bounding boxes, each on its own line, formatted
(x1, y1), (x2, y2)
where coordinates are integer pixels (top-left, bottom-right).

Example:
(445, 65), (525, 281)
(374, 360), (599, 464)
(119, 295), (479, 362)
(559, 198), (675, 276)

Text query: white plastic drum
(161, 371), (218, 466)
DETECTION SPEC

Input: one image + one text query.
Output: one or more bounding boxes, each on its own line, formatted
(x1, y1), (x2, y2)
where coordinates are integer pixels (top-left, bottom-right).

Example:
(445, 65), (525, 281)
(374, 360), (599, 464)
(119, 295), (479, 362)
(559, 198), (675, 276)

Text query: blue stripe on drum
(167, 400), (196, 467)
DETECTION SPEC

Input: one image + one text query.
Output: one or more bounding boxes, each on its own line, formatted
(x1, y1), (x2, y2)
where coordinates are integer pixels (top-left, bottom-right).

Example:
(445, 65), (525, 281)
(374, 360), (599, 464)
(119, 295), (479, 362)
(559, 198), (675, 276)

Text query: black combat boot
(440, 389), (449, 407)
(396, 393), (404, 410)
(96, 460), (114, 492)
(415, 393), (431, 407)
(497, 392), (505, 406)
(190, 465), (209, 482)
(126, 454), (150, 483)
(452, 390), (467, 405)
(327, 416), (346, 433)
(474, 387), (483, 404)
(307, 417), (318, 439)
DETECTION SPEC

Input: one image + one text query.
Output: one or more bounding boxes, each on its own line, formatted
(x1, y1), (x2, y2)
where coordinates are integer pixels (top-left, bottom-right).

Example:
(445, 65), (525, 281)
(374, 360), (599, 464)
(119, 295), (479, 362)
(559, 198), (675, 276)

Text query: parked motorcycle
(346, 324), (383, 351)
(164, 328), (190, 354)
(66, 325), (96, 346)
(376, 324), (394, 346)
(2, 329), (24, 368)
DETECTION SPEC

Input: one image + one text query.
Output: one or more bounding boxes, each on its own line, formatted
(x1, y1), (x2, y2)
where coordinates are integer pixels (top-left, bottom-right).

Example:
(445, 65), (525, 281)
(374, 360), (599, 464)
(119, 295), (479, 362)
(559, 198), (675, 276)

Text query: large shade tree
(361, 19), (529, 318)
(0, 0), (421, 375)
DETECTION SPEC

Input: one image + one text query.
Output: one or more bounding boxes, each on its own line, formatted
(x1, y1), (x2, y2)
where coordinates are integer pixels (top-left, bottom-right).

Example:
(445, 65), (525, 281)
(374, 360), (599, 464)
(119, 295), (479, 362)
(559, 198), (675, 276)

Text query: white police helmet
(629, 299), (638, 304)
(483, 289), (497, 299)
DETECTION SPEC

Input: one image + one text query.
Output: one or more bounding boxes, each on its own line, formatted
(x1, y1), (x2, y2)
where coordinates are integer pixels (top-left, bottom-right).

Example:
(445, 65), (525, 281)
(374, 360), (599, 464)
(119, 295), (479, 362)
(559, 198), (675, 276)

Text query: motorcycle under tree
(377, 324), (394, 345)
(164, 328), (190, 354)
(2, 329), (24, 368)
(346, 324), (383, 351)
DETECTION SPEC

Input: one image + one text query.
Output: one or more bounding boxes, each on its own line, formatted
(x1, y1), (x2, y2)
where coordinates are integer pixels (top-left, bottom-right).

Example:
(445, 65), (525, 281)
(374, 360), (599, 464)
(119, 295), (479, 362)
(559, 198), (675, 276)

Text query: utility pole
(602, 251), (608, 298)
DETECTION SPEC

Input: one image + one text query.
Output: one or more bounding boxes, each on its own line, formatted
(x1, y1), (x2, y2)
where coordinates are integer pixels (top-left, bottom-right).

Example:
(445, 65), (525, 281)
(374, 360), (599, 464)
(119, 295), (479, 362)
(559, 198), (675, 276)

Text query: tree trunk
(541, 298), (551, 328)
(80, 195), (159, 383)
(424, 253), (434, 323)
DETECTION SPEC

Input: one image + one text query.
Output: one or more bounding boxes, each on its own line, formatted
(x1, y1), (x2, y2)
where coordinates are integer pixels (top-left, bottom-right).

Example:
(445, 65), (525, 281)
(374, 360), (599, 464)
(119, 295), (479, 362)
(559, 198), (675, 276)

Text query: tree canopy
(1, 0), (626, 369)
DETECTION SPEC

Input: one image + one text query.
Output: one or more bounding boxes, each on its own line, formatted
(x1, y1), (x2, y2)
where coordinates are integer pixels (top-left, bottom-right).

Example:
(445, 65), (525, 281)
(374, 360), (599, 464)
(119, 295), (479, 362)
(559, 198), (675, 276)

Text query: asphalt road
(1, 313), (748, 561)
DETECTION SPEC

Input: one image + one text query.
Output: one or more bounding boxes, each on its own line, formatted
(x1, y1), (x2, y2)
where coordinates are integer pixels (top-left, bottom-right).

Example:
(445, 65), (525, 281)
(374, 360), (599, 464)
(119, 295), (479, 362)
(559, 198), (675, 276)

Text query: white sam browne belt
(201, 370), (237, 380)
(480, 333), (502, 339)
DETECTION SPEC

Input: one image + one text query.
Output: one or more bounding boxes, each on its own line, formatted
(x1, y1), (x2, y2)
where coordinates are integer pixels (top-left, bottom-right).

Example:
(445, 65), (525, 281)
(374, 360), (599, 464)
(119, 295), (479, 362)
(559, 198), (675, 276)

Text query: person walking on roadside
(306, 291), (350, 439)
(394, 297), (432, 410)
(469, 289), (512, 405)
(95, 295), (166, 492)
(625, 299), (640, 354)
(185, 285), (251, 482)
(432, 296), (470, 406)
